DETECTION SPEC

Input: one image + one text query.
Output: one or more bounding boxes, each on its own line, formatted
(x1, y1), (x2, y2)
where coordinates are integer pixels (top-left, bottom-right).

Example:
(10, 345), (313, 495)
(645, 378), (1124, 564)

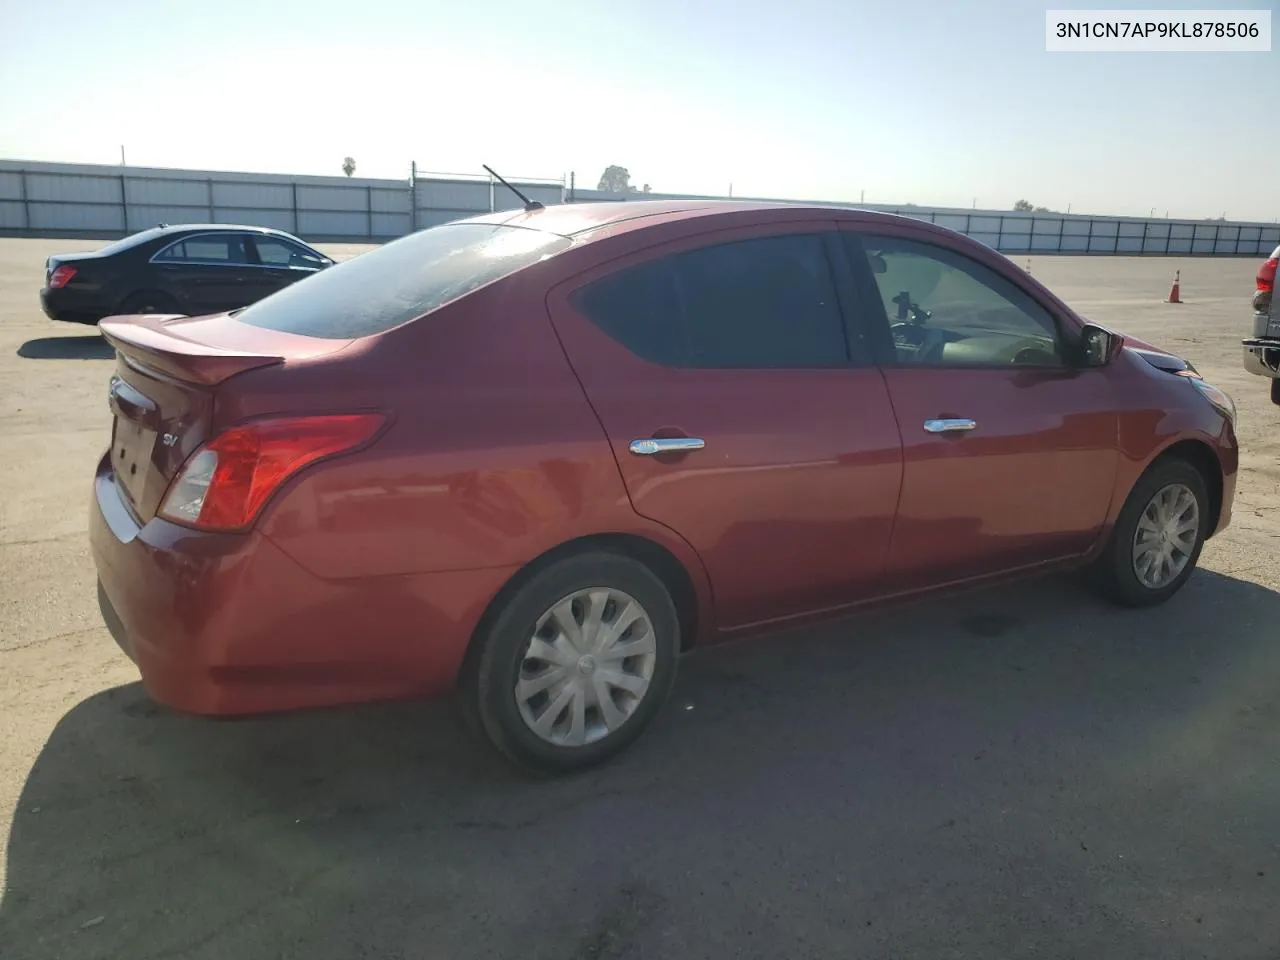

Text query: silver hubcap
(515, 588), (657, 747)
(1132, 482), (1200, 589)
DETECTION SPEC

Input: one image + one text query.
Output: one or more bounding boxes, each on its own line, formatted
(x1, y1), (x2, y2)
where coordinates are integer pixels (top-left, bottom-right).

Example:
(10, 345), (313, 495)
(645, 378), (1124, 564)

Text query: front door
(841, 227), (1120, 591)
(246, 235), (327, 304)
(547, 224), (904, 632)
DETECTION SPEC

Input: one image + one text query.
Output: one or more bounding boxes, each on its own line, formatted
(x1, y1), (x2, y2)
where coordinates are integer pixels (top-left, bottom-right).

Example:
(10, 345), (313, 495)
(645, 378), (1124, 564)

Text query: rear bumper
(1242, 337), (1280, 380)
(41, 287), (104, 324)
(90, 454), (515, 716)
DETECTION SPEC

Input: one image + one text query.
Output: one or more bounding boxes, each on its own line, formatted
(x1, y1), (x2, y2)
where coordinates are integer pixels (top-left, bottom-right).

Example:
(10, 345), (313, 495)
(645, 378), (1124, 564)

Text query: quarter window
(573, 233), (853, 368)
(154, 234), (249, 264)
(853, 234), (1064, 367)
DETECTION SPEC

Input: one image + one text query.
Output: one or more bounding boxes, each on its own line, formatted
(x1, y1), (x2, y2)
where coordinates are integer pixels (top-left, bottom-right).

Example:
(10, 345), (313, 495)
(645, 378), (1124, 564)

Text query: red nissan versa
(92, 200), (1238, 772)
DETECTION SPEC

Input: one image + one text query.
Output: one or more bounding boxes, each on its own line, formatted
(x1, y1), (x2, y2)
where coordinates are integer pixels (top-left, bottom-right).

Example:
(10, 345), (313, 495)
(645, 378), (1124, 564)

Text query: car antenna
(482, 164), (544, 212)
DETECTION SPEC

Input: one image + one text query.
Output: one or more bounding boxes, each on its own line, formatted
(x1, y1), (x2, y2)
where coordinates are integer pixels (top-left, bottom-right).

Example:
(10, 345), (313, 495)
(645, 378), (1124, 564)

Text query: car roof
(461, 199), (924, 240)
(149, 223), (296, 237)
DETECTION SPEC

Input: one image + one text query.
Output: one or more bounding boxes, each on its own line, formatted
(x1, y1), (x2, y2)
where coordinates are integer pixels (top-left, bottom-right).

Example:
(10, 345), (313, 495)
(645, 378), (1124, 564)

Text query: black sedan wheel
(119, 290), (181, 316)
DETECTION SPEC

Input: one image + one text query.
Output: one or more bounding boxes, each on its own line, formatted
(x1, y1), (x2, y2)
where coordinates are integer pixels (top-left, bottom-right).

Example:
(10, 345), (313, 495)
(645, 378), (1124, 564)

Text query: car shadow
(3, 570), (1279, 959)
(17, 334), (114, 361)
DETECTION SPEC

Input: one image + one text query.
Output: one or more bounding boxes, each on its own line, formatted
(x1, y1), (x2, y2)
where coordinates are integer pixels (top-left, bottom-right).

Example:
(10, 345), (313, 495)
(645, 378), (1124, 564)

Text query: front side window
(253, 236), (327, 269)
(852, 234), (1064, 367)
(572, 233), (852, 368)
(154, 234), (249, 265)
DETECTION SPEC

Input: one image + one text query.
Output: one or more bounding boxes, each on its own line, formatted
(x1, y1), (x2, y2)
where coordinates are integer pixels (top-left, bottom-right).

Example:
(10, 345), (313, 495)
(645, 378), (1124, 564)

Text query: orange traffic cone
(1167, 270), (1182, 303)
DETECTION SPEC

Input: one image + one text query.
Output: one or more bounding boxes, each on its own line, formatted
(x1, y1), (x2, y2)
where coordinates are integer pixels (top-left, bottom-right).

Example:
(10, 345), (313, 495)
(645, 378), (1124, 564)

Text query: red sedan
(92, 200), (1238, 772)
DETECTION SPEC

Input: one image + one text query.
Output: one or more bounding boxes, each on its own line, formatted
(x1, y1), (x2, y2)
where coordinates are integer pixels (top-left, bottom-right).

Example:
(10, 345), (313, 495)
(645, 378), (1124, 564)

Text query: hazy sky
(0, 0), (1274, 218)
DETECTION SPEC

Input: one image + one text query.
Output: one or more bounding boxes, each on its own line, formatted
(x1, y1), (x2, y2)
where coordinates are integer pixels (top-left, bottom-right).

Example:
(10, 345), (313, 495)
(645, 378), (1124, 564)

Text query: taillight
(158, 414), (386, 532)
(1257, 257), (1278, 293)
(48, 265), (77, 289)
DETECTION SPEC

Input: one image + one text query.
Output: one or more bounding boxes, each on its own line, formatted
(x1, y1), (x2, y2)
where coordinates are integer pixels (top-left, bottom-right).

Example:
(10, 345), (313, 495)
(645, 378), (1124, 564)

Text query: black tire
(1270, 378), (1280, 406)
(463, 551), (680, 774)
(1088, 457), (1210, 608)
(118, 290), (181, 315)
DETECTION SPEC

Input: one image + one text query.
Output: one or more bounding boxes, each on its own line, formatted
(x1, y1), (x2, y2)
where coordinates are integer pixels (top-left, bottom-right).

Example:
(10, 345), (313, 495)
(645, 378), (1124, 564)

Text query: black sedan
(40, 223), (334, 324)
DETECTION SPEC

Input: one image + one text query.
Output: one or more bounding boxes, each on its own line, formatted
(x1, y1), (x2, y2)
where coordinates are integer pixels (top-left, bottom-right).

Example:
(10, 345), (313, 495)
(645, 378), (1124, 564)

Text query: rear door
(150, 233), (256, 314)
(840, 225), (1120, 590)
(547, 223), (904, 631)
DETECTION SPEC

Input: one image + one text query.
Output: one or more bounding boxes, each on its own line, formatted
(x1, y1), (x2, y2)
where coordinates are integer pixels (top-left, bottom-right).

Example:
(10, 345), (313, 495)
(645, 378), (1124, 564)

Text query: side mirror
(1078, 323), (1122, 367)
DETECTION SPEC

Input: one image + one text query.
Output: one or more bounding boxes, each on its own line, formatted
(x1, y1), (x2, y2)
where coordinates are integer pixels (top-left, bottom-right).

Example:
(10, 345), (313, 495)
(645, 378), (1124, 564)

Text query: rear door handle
(629, 437), (706, 456)
(923, 418), (977, 434)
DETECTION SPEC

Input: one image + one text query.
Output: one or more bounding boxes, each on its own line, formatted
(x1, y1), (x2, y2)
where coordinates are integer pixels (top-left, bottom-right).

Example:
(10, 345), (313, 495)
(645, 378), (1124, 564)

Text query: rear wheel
(464, 552), (680, 774)
(1089, 457), (1209, 607)
(118, 290), (181, 316)
(1270, 378), (1280, 406)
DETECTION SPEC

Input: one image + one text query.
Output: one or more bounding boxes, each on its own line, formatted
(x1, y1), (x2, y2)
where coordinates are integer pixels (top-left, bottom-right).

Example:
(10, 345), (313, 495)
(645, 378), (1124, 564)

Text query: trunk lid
(44, 251), (104, 286)
(99, 312), (353, 523)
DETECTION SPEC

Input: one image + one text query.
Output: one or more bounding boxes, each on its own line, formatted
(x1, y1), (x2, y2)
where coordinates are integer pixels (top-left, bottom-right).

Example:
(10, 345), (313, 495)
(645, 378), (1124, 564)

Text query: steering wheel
(1011, 345), (1059, 366)
(890, 321), (925, 344)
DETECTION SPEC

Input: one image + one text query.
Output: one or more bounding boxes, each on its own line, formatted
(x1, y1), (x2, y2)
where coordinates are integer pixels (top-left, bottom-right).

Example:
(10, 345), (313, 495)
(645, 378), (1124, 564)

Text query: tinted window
(99, 227), (168, 256)
(573, 233), (851, 368)
(154, 234), (249, 264)
(235, 223), (570, 339)
(253, 236), (327, 269)
(854, 234), (1063, 367)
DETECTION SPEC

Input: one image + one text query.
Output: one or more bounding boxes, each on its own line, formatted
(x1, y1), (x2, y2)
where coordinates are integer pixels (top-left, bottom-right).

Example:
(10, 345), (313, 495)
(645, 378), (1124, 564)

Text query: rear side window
(235, 224), (571, 339)
(154, 235), (249, 264)
(572, 233), (852, 368)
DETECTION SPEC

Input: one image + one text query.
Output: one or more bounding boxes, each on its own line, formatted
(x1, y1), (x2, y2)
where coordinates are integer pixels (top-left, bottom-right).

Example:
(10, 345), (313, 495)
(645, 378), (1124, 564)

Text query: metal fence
(3, 158), (1279, 257)
(571, 187), (1280, 258)
(0, 160), (564, 242)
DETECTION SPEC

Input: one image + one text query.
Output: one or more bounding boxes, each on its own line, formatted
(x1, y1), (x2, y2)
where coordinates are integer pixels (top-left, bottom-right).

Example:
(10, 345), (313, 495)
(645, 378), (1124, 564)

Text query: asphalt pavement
(1, 241), (1277, 960)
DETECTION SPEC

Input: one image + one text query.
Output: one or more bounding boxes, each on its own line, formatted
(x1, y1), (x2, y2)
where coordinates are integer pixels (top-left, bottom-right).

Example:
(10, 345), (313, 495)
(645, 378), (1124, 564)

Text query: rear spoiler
(99, 314), (284, 386)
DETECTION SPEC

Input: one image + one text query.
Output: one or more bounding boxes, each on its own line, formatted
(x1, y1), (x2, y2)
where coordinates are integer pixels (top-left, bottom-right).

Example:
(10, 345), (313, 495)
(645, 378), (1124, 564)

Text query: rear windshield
(97, 227), (168, 256)
(234, 223), (571, 339)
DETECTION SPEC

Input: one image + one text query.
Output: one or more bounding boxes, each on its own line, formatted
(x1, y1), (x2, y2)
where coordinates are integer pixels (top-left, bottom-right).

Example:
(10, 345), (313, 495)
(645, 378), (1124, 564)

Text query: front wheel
(1088, 458), (1209, 607)
(1270, 378), (1280, 406)
(463, 552), (681, 774)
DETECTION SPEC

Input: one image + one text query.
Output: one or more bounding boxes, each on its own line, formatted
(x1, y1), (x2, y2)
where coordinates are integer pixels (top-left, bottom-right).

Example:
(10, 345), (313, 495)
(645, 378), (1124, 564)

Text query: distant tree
(642, 183), (652, 194)
(598, 165), (631, 193)
(1034, 205), (1053, 213)
(342, 157), (357, 177)
(1013, 199), (1033, 212)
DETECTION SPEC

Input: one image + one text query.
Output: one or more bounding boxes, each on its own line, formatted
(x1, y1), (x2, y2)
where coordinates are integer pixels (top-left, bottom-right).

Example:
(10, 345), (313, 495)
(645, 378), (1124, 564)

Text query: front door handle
(629, 437), (706, 456)
(923, 418), (977, 434)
